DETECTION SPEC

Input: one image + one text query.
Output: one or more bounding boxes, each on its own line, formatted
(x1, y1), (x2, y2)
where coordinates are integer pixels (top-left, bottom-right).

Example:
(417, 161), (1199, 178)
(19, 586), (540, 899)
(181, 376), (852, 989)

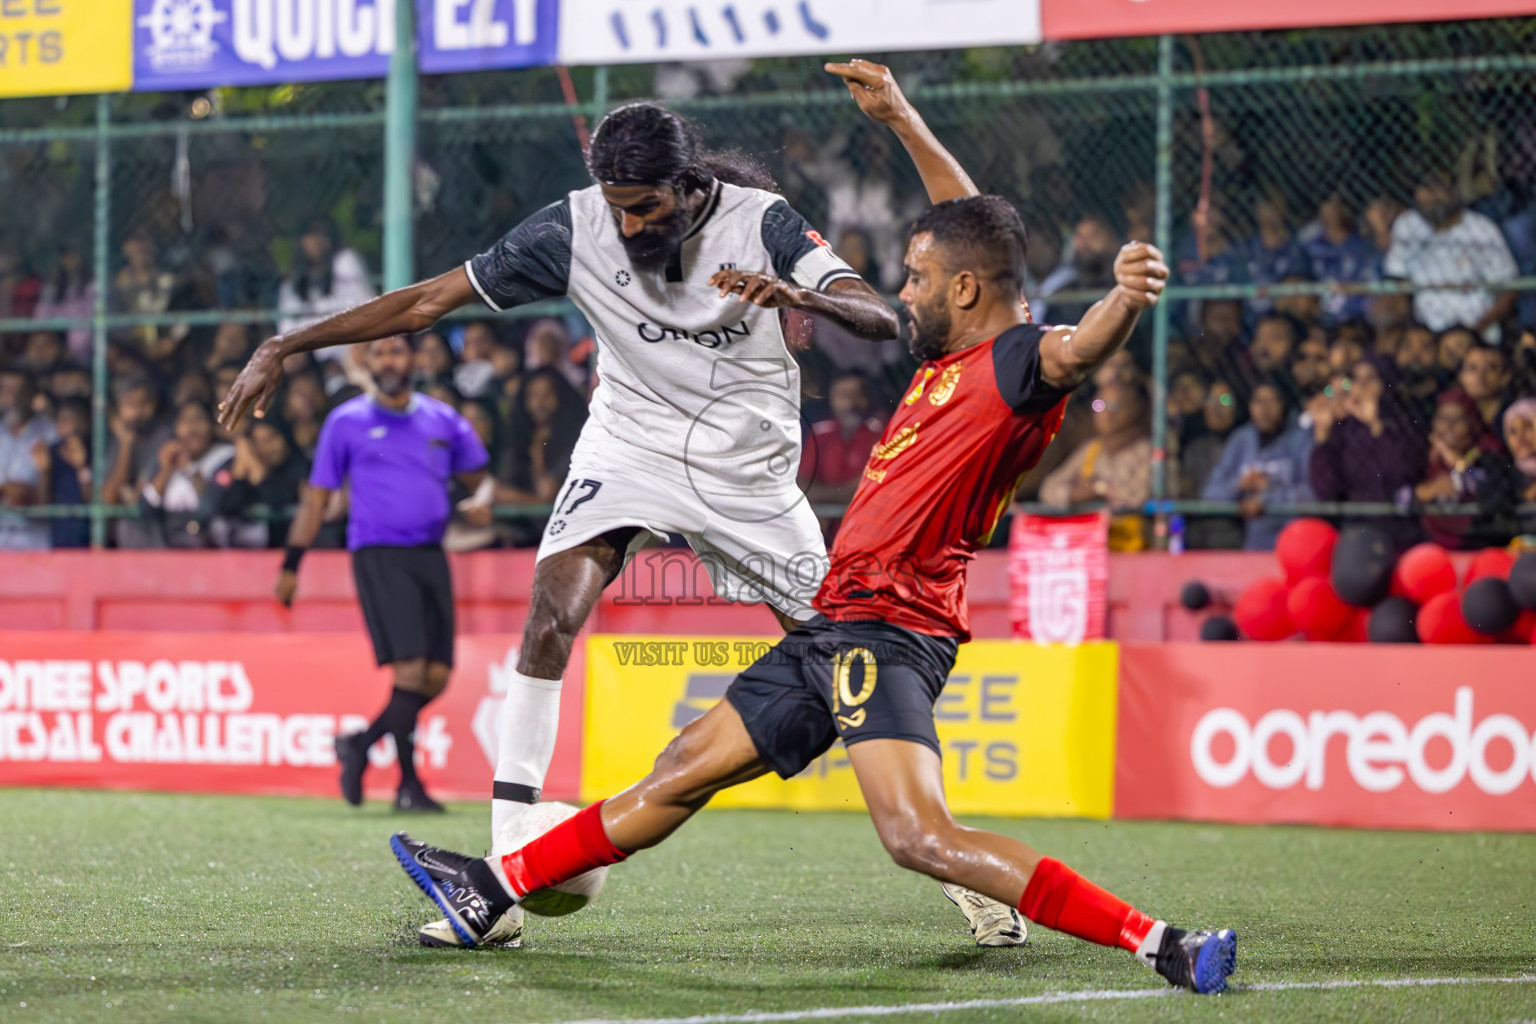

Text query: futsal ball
(492, 801), (609, 917)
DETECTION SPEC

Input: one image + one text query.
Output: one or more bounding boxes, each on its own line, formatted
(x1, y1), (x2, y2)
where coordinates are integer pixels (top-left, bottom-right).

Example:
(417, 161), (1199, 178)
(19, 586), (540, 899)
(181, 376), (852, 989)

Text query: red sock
(498, 801), (629, 897)
(1017, 857), (1155, 953)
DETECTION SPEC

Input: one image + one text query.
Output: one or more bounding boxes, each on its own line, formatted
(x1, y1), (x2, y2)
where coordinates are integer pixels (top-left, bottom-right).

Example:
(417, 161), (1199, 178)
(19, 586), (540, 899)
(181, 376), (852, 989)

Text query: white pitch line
(529, 974), (1536, 1024)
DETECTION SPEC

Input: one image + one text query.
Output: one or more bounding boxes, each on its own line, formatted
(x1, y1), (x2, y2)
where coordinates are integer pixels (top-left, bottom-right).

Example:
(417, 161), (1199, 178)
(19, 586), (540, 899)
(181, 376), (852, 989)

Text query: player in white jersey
(219, 100), (1024, 950)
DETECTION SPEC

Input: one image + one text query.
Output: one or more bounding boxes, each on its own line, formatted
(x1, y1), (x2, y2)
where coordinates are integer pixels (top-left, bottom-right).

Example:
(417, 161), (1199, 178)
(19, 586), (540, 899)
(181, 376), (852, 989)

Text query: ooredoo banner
(0, 631), (583, 802)
(582, 635), (1118, 817)
(1115, 644), (1536, 832)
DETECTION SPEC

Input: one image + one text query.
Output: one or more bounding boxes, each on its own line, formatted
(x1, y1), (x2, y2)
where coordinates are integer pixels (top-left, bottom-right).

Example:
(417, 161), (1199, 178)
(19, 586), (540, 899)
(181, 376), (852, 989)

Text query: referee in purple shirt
(278, 335), (490, 812)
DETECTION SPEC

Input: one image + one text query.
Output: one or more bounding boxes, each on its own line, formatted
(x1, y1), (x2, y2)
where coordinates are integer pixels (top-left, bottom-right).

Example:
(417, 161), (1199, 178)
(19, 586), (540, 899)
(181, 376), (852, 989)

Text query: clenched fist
(1113, 242), (1169, 310)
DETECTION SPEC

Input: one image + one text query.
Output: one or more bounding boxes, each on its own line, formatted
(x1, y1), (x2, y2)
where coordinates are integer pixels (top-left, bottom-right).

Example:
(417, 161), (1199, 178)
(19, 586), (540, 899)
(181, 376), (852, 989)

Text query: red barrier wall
(1116, 644), (1536, 832)
(0, 631), (527, 802)
(0, 549), (1280, 641)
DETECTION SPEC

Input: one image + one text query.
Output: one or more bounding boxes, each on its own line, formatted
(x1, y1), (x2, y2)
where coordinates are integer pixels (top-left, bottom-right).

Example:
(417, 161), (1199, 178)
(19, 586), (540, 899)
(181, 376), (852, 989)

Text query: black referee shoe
(394, 781), (446, 814)
(336, 732), (368, 807)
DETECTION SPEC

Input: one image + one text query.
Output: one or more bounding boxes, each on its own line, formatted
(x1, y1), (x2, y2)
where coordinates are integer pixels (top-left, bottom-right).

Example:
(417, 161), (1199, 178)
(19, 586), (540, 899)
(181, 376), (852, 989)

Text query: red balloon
(1275, 519), (1338, 584)
(1502, 610), (1536, 644)
(1417, 592), (1496, 645)
(1393, 543), (1456, 605)
(1330, 607), (1371, 643)
(1235, 578), (1296, 641)
(1286, 576), (1354, 640)
(1466, 548), (1515, 585)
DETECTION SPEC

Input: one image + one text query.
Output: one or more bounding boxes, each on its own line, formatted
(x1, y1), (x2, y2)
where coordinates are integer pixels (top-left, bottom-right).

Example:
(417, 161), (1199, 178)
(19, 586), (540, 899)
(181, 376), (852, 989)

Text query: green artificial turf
(1, 789), (1533, 1023)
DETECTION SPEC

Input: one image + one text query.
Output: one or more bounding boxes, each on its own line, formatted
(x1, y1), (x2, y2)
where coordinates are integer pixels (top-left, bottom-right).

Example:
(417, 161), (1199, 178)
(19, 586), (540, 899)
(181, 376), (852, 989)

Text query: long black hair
(587, 102), (775, 193)
(508, 368), (588, 490)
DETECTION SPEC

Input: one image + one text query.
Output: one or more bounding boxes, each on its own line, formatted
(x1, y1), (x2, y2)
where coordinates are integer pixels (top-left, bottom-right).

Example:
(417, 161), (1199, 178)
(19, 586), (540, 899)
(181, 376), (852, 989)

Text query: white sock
(1135, 920), (1168, 968)
(490, 670), (563, 838)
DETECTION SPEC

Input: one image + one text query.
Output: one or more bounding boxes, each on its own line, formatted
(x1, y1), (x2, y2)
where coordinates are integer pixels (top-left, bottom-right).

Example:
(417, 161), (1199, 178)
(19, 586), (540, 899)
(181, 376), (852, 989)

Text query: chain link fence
(1, 19), (1533, 550)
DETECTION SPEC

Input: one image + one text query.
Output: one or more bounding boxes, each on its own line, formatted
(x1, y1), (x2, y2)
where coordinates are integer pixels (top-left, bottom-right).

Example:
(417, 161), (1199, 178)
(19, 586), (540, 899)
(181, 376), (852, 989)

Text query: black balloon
(1200, 615), (1240, 641)
(1463, 577), (1519, 636)
(1330, 526), (1397, 607)
(1510, 553), (1536, 611)
(1367, 597), (1420, 643)
(1181, 581), (1212, 611)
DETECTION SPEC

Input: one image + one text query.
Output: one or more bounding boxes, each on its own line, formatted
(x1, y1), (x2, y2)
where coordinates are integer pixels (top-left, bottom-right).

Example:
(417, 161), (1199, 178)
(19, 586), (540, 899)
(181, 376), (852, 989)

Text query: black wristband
(282, 546), (306, 574)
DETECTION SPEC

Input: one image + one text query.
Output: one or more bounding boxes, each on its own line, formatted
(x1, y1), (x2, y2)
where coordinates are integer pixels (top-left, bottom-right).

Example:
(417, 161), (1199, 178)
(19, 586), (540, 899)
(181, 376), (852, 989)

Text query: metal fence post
(593, 66), (610, 111)
(383, 0), (418, 292)
(1150, 34), (1175, 519)
(90, 93), (112, 549)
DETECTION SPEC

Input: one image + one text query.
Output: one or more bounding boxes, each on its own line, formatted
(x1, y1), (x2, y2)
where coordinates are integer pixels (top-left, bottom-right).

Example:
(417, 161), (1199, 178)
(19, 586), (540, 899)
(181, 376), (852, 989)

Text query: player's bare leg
(425, 528), (801, 949)
(838, 738), (1033, 945)
(418, 530), (638, 948)
(845, 738), (1237, 993)
(493, 530), (639, 822)
(599, 699), (771, 851)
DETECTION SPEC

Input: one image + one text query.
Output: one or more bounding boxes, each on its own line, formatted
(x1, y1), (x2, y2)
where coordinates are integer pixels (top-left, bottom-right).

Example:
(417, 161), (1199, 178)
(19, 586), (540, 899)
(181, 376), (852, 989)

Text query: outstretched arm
(1039, 242), (1168, 391)
(826, 60), (978, 205)
(709, 271), (899, 341)
(220, 269), (475, 430)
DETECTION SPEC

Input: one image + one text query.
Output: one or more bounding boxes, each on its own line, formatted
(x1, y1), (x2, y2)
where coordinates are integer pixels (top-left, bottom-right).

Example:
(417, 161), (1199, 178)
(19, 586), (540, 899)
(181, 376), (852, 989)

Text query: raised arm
(1039, 242), (1168, 390)
(826, 60), (978, 205)
(220, 269), (475, 430)
(224, 200), (575, 432)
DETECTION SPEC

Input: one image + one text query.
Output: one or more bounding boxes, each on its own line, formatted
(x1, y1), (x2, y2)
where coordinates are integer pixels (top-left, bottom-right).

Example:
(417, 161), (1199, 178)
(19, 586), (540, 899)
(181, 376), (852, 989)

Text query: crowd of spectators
(4, 127), (1536, 555)
(1020, 167), (1536, 552)
(0, 216), (602, 551)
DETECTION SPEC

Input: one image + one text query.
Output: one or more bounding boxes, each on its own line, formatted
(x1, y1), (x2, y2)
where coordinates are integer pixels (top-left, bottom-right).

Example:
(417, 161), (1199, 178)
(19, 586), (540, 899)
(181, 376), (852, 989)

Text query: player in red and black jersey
(388, 62), (1237, 994)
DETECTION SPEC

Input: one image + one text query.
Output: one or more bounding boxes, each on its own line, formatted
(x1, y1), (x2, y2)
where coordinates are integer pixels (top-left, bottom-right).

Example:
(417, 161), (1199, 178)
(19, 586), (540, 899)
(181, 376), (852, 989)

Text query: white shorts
(535, 448), (828, 621)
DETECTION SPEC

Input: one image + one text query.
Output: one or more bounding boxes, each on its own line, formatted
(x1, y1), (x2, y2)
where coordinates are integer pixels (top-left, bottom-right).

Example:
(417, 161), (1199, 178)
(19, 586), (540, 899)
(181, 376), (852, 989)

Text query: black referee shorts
(725, 616), (960, 780)
(351, 546), (456, 668)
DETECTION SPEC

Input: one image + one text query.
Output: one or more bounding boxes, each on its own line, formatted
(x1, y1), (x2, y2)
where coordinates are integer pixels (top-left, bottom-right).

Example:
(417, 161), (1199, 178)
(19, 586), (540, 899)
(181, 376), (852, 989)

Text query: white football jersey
(464, 181), (860, 495)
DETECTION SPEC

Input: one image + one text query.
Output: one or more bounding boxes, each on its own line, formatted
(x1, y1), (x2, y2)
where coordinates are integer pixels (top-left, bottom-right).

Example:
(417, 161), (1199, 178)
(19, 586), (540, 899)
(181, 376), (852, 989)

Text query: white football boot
(941, 883), (1027, 947)
(417, 905), (524, 949)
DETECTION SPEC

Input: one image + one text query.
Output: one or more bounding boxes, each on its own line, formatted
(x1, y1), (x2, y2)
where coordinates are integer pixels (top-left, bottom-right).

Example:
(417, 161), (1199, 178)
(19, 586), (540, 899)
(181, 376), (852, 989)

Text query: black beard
(620, 206), (691, 271)
(906, 304), (952, 362)
(374, 371), (409, 397)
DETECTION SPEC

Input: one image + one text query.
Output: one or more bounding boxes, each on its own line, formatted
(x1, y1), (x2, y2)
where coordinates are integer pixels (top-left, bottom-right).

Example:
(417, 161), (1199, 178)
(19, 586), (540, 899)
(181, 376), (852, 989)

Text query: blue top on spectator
(310, 394), (488, 551)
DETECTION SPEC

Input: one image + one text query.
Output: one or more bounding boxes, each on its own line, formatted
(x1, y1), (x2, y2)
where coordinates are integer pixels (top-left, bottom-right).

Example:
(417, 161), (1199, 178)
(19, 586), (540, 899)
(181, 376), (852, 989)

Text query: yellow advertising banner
(0, 0), (132, 99)
(582, 636), (1118, 818)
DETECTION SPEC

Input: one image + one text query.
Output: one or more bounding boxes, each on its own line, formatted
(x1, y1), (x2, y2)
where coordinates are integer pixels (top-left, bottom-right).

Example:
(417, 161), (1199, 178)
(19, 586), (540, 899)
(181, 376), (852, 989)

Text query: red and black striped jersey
(814, 324), (1070, 640)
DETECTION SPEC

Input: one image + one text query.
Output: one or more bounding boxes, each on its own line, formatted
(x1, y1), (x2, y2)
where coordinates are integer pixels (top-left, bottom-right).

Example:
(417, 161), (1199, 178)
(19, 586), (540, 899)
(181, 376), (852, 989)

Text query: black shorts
(725, 616), (959, 780)
(351, 546), (456, 668)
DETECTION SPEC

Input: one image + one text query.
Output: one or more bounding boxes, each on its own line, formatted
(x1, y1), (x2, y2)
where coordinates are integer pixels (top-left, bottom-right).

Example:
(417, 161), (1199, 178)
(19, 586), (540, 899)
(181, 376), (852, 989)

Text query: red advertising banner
(1010, 512), (1109, 643)
(0, 632), (583, 802)
(1042, 0), (1536, 40)
(1116, 644), (1536, 831)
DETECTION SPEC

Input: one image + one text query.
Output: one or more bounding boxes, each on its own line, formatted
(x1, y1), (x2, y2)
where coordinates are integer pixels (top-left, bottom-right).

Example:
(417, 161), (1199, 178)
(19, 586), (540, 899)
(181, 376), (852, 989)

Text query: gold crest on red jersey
(928, 364), (962, 407)
(872, 422), (920, 460)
